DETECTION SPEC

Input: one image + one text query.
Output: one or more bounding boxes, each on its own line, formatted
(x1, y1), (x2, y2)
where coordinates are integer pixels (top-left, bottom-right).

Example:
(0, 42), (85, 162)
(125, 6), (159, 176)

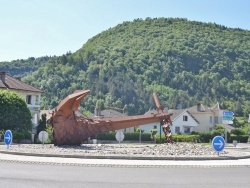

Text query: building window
(210, 116), (212, 124)
(214, 116), (218, 124)
(175, 127), (180, 133)
(26, 95), (32, 104)
(183, 115), (188, 121)
(184, 127), (191, 134)
(153, 125), (157, 129)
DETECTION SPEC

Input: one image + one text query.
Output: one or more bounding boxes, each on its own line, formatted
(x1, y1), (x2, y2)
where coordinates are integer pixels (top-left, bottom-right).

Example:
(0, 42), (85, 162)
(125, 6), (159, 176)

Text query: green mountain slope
(0, 56), (56, 77)
(5, 18), (250, 116)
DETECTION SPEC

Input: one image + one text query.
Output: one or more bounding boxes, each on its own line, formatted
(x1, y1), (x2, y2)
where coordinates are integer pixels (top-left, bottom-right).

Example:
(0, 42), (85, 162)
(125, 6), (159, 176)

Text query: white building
(0, 72), (43, 130)
(137, 110), (161, 134)
(187, 103), (225, 132)
(138, 109), (199, 135)
(168, 109), (199, 134)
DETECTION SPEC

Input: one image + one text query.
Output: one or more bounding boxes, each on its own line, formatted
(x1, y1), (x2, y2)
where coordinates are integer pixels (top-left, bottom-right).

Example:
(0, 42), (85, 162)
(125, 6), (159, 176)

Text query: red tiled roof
(0, 73), (42, 93)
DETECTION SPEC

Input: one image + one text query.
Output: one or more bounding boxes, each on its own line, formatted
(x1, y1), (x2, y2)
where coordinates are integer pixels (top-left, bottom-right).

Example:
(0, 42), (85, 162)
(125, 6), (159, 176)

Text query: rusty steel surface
(153, 92), (174, 143)
(51, 90), (173, 146)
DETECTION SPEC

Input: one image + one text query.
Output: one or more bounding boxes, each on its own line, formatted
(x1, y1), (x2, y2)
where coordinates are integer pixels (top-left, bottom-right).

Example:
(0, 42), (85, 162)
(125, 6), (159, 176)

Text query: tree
(0, 90), (32, 131)
(3, 18), (250, 116)
(95, 99), (105, 116)
(231, 128), (246, 135)
(37, 113), (47, 135)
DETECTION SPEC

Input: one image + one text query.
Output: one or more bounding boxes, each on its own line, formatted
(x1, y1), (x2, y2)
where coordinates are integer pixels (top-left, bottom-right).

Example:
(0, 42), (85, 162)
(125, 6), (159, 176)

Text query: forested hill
(0, 56), (57, 77)
(3, 17), (250, 116)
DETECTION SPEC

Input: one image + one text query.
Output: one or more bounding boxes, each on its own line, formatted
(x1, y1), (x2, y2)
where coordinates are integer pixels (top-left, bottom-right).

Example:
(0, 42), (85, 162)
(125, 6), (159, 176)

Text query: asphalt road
(0, 161), (249, 188)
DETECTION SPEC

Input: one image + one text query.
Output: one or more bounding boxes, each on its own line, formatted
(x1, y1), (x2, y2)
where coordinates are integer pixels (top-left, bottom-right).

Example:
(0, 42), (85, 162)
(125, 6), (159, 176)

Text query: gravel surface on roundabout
(0, 143), (249, 158)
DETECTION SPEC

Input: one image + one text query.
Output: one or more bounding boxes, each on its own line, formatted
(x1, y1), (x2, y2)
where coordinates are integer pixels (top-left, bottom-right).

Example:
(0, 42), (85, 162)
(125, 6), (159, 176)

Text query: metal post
(42, 131), (45, 145)
(225, 124), (227, 144)
(225, 124), (227, 143)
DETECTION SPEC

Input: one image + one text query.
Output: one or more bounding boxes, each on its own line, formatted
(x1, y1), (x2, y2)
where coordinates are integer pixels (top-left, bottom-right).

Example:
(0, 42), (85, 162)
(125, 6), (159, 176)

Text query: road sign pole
(226, 124), (227, 143)
(222, 111), (234, 143)
(224, 124), (227, 143)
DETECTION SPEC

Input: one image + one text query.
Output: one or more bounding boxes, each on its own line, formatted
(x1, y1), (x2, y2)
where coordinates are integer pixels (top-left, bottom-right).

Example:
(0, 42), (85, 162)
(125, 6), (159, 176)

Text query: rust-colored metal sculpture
(153, 93), (174, 144)
(51, 90), (173, 146)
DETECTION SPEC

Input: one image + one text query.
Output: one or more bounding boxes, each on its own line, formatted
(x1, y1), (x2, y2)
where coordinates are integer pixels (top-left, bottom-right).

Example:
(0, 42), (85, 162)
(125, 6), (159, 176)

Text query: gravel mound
(0, 143), (249, 158)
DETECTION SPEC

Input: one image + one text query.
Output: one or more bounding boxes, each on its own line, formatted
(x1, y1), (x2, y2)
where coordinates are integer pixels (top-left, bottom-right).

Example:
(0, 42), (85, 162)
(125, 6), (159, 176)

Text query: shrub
(96, 132), (151, 141)
(150, 129), (158, 139)
(230, 134), (249, 143)
(231, 128), (246, 136)
(45, 124), (54, 144)
(198, 132), (212, 143)
(12, 131), (25, 142)
(0, 90), (32, 131)
(96, 132), (116, 140)
(155, 134), (200, 143)
(172, 134), (200, 142)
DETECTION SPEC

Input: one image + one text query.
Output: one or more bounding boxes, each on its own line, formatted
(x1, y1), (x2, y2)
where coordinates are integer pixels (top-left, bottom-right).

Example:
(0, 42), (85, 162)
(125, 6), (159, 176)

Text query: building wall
(213, 109), (223, 124)
(124, 127), (135, 133)
(170, 111), (198, 134)
(134, 122), (161, 134)
(192, 112), (214, 132)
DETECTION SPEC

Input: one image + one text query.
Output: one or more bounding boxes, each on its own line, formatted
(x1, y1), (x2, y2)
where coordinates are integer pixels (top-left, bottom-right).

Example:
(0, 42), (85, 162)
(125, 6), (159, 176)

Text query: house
(211, 102), (224, 124)
(168, 109), (199, 134)
(0, 72), (43, 130)
(138, 109), (199, 135)
(187, 102), (225, 132)
(128, 102), (225, 135)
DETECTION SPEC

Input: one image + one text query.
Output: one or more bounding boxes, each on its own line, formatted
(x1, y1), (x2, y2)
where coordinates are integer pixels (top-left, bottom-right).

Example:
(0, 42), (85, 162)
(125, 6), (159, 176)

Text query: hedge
(230, 134), (249, 143)
(155, 134), (200, 143)
(198, 132), (213, 143)
(96, 132), (151, 141)
(12, 131), (31, 141)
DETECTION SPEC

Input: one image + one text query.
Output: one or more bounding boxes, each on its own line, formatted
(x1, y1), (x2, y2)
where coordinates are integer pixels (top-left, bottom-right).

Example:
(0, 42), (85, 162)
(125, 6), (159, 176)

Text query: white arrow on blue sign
(4, 130), (13, 146)
(223, 111), (234, 116)
(212, 136), (225, 152)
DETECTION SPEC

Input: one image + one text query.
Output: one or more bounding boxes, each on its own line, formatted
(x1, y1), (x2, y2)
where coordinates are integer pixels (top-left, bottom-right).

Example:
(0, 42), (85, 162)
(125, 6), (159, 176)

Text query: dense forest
(0, 56), (56, 77)
(1, 18), (250, 117)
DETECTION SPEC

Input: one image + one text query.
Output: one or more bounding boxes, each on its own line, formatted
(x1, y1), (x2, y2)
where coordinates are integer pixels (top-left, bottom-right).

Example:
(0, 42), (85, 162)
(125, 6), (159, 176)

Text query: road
(0, 161), (249, 188)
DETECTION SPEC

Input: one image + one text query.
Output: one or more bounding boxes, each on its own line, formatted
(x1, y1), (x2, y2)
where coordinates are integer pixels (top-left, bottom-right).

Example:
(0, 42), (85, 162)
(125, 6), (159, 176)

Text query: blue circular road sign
(212, 136), (225, 152)
(4, 130), (13, 146)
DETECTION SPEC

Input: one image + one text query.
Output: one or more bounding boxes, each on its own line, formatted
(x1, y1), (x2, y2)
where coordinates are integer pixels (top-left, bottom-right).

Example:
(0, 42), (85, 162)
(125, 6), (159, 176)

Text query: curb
(1, 150), (250, 161)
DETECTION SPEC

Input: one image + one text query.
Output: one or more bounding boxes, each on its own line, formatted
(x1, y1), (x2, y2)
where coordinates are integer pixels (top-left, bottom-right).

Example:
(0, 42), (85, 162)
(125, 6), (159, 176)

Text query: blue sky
(0, 0), (249, 62)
